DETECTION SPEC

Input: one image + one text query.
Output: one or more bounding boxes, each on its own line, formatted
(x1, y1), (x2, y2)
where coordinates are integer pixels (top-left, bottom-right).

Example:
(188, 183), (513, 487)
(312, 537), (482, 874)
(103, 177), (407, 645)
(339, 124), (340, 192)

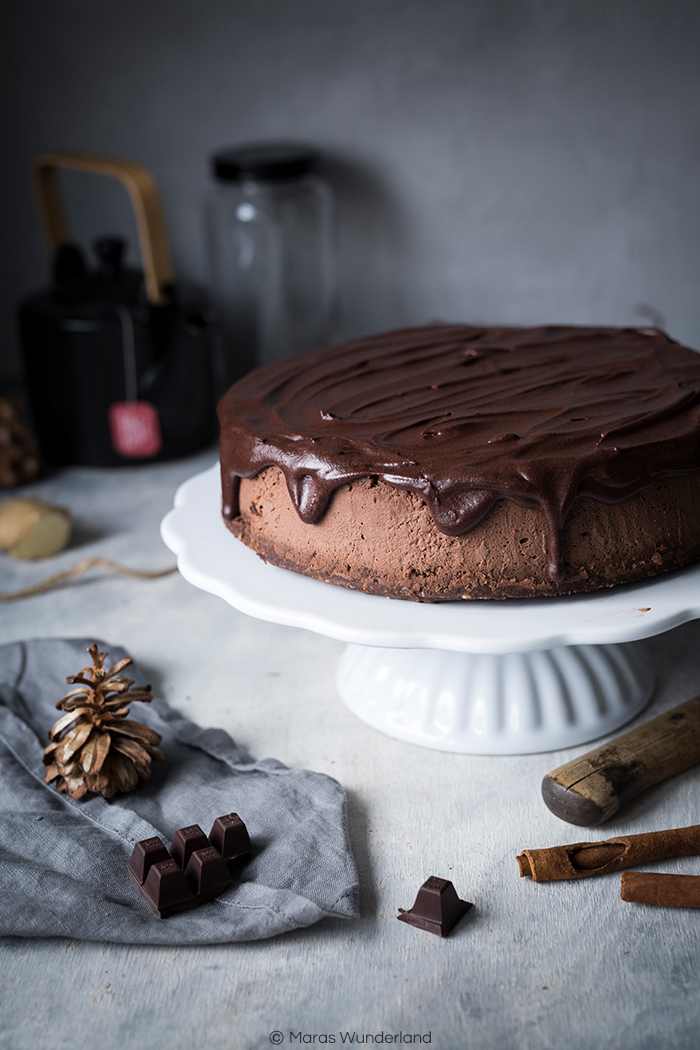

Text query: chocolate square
(127, 837), (170, 884)
(397, 877), (473, 937)
(209, 813), (251, 863)
(184, 846), (233, 896)
(169, 824), (210, 869)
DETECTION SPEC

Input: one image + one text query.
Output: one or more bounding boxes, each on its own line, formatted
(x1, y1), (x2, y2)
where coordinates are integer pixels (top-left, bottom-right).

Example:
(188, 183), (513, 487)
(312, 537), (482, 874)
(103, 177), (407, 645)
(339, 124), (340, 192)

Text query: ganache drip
(218, 324), (700, 582)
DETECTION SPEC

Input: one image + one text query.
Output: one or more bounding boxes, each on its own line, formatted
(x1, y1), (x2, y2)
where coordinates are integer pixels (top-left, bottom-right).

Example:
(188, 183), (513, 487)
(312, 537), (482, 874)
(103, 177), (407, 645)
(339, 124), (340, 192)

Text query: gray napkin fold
(0, 637), (358, 944)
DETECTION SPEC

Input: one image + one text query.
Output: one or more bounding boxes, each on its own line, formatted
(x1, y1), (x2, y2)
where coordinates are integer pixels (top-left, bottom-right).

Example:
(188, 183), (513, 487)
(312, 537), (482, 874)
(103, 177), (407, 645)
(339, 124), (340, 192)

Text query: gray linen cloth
(0, 637), (358, 943)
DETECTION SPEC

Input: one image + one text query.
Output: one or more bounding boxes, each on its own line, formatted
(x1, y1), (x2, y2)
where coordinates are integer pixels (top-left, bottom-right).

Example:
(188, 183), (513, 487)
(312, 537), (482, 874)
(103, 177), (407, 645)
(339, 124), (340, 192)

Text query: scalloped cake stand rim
(160, 464), (700, 656)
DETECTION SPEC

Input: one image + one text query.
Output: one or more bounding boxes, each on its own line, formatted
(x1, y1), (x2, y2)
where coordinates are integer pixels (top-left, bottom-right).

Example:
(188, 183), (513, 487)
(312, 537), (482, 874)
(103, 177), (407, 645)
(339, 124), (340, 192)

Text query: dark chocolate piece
(170, 824), (210, 869)
(127, 837), (171, 883)
(142, 859), (195, 918)
(397, 876), (473, 937)
(209, 813), (252, 871)
(184, 847), (232, 897)
(218, 323), (700, 582)
(126, 813), (251, 918)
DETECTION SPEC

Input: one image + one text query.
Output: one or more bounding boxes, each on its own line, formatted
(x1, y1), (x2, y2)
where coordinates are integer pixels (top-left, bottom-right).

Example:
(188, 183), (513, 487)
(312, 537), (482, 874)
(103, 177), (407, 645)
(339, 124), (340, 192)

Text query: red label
(108, 401), (162, 458)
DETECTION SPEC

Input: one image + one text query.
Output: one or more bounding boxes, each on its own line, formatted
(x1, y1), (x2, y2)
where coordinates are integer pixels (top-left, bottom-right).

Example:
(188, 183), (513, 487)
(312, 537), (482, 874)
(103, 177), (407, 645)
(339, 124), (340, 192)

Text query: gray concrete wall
(3, 0), (700, 383)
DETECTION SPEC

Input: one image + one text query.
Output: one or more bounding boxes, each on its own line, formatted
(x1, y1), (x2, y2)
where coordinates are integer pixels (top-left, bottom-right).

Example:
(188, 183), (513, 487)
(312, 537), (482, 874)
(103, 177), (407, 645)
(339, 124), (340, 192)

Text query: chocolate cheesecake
(218, 324), (700, 600)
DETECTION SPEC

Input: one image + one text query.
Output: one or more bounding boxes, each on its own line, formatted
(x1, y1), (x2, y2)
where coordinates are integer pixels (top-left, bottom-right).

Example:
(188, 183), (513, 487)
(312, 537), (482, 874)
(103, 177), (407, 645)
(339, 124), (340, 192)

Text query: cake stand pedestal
(161, 465), (700, 755)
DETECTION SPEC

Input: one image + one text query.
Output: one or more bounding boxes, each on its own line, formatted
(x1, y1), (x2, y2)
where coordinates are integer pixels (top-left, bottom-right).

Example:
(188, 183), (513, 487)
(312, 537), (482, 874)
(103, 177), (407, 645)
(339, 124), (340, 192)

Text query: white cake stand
(161, 464), (700, 755)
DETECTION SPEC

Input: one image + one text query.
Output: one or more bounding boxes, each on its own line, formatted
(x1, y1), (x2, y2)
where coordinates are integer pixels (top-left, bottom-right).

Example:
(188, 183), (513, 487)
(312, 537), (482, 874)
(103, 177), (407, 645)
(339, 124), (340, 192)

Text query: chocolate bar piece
(209, 813), (251, 871)
(142, 859), (195, 917)
(170, 825), (211, 869)
(397, 877), (473, 937)
(127, 813), (251, 918)
(127, 837), (171, 883)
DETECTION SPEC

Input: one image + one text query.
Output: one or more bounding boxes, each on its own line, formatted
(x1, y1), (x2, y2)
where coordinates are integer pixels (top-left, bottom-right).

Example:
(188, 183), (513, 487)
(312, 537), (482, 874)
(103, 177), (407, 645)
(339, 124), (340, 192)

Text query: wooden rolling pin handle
(541, 695), (700, 827)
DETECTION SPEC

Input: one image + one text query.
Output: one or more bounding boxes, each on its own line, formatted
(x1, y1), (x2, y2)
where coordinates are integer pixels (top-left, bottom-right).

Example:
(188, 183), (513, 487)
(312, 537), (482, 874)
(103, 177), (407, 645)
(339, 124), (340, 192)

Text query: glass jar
(207, 143), (335, 390)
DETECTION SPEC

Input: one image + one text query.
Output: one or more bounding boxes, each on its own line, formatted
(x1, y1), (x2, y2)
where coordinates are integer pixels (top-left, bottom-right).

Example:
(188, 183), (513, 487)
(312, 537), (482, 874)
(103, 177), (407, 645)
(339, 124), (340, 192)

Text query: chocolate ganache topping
(218, 324), (700, 582)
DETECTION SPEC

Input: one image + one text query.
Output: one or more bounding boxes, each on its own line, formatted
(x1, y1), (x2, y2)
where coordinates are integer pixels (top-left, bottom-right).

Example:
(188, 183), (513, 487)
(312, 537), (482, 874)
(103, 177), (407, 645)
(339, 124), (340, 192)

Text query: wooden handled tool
(542, 694), (700, 826)
(32, 151), (175, 306)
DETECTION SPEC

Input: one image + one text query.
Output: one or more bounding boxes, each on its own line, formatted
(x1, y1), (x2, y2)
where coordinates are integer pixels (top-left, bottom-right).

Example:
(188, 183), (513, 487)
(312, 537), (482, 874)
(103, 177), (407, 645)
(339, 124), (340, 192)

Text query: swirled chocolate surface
(218, 324), (700, 582)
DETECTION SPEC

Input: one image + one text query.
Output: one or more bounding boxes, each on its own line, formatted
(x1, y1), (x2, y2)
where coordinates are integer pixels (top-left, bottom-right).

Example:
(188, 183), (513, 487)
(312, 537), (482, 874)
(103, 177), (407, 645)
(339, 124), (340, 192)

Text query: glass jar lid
(211, 143), (319, 183)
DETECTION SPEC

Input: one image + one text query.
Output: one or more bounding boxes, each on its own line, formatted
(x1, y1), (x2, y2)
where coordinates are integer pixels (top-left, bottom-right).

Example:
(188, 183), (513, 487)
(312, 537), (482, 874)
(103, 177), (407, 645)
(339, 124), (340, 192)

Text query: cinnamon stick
(517, 824), (700, 882)
(621, 871), (700, 908)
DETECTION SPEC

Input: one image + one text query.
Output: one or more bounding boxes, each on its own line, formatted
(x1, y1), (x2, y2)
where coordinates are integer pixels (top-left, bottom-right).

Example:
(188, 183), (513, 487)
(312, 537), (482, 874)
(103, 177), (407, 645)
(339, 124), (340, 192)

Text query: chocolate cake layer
(218, 324), (700, 600)
(234, 467), (700, 599)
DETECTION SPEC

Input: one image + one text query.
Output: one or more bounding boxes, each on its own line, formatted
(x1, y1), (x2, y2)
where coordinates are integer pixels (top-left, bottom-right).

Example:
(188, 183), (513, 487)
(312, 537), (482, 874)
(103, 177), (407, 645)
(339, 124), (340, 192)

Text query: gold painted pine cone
(43, 643), (164, 800)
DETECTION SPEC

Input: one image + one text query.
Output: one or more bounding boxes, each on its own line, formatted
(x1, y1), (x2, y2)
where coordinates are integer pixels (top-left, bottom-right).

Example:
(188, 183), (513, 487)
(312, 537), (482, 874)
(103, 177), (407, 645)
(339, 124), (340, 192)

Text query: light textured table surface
(1, 448), (699, 1050)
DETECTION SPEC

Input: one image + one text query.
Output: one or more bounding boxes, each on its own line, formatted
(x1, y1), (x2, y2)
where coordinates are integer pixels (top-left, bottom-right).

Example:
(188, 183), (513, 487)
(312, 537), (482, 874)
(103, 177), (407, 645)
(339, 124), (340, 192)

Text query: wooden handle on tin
(32, 151), (175, 305)
(542, 694), (700, 826)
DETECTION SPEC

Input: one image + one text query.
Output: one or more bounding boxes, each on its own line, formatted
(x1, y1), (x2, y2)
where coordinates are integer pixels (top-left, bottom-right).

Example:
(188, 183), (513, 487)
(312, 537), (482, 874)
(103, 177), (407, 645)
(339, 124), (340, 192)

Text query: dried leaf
(44, 764), (59, 783)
